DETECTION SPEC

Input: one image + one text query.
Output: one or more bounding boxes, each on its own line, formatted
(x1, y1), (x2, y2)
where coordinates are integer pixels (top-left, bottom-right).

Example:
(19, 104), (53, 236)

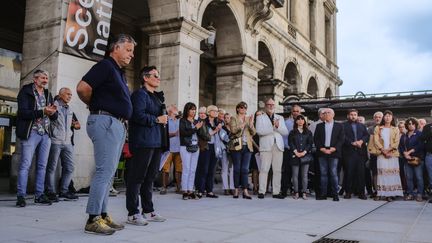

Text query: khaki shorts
(162, 152), (182, 173)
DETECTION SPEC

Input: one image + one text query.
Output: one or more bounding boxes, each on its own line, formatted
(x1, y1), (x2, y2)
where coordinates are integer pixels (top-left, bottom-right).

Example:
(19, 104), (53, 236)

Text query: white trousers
(259, 144), (283, 195)
(180, 146), (199, 191)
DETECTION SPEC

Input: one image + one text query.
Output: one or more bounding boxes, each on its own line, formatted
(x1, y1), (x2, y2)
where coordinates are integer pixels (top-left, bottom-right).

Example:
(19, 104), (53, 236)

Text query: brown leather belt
(90, 110), (125, 123)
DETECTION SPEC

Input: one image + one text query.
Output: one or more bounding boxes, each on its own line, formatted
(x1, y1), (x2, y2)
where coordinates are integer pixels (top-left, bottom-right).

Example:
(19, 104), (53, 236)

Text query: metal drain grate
(313, 238), (359, 243)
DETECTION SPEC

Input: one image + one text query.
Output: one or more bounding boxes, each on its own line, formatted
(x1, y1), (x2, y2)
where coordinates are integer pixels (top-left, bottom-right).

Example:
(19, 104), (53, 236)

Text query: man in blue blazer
(314, 108), (344, 201)
(342, 109), (369, 200)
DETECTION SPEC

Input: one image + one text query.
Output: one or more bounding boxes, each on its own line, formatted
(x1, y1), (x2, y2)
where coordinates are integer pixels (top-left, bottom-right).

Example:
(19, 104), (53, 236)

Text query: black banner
(62, 0), (113, 61)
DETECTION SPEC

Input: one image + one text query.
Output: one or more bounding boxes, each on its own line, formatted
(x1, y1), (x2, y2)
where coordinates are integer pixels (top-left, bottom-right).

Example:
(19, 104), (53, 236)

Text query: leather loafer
(358, 195), (367, 200)
(333, 195), (340, 201)
(206, 193), (218, 198)
(344, 194), (352, 199)
(272, 194), (284, 199)
(258, 193), (265, 199)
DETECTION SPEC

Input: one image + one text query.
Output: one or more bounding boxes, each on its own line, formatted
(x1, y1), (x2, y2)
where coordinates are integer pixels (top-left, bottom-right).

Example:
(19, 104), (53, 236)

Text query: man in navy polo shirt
(77, 34), (136, 235)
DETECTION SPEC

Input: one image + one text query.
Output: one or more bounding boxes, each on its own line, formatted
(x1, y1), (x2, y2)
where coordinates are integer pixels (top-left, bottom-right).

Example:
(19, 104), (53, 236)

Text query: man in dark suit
(342, 109), (369, 200)
(314, 108), (344, 201)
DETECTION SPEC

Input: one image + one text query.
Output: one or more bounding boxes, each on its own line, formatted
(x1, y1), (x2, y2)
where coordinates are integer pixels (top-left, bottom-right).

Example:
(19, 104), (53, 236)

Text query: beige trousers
(259, 144), (283, 195)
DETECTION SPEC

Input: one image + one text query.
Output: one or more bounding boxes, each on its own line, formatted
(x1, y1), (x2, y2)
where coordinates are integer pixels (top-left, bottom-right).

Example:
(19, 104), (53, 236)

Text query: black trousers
(281, 149), (292, 194)
(126, 148), (161, 215)
(343, 152), (366, 195)
(195, 145), (217, 193)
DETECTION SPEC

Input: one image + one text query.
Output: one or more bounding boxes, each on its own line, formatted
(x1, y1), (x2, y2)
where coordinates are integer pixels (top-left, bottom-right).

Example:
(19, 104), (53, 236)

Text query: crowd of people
(15, 33), (432, 236)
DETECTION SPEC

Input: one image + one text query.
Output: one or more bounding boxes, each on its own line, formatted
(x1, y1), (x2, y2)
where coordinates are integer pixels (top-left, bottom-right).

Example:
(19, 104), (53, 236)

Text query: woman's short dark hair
(380, 110), (396, 126)
(235, 101), (248, 114)
(404, 117), (419, 130)
(183, 102), (197, 119)
(293, 114), (309, 132)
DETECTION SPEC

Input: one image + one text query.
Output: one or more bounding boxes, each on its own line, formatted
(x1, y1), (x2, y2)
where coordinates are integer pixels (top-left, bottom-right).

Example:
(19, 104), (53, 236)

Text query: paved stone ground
(0, 189), (431, 243)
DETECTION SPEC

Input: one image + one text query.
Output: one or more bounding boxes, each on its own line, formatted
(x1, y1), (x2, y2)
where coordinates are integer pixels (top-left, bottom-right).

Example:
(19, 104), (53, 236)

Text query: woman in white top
(372, 110), (403, 201)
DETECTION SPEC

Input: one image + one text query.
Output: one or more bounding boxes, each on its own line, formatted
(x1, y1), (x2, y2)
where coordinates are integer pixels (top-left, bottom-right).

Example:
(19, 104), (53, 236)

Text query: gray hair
(58, 87), (71, 95)
(108, 34), (137, 53)
(33, 69), (49, 79)
(198, 106), (207, 113)
(373, 111), (383, 118)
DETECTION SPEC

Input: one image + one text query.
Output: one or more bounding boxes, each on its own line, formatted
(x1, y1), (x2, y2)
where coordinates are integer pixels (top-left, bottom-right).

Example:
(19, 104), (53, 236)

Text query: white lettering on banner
(64, 0), (113, 59)
(66, 27), (88, 50)
(75, 8), (92, 27)
(79, 0), (94, 9)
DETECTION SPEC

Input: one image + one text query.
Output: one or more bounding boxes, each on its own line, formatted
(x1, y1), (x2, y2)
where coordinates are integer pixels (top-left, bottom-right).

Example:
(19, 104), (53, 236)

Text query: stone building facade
(0, 0), (341, 190)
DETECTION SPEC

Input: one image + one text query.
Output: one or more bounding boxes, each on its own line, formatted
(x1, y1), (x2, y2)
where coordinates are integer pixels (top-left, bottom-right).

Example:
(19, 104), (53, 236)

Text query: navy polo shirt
(82, 57), (132, 119)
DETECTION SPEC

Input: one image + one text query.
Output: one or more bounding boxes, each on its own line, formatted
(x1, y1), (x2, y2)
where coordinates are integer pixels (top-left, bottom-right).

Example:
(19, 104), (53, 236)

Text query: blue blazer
(128, 86), (165, 149)
(314, 121), (345, 158)
(342, 121), (369, 158)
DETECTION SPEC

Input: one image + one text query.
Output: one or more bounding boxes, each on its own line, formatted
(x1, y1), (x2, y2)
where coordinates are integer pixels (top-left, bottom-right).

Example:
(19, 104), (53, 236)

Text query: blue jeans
(45, 143), (74, 194)
(425, 153), (432, 189)
(85, 115), (125, 215)
(17, 130), (51, 197)
(318, 157), (339, 196)
(231, 145), (252, 189)
(404, 160), (424, 196)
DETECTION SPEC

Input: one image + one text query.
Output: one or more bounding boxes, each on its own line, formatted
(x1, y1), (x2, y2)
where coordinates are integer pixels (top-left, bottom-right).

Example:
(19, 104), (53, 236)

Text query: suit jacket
(342, 121), (369, 159)
(256, 113), (288, 152)
(314, 121), (345, 158)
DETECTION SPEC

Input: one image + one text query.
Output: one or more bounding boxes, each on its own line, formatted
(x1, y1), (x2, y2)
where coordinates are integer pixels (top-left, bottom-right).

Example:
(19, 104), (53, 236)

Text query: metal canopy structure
(281, 90), (432, 121)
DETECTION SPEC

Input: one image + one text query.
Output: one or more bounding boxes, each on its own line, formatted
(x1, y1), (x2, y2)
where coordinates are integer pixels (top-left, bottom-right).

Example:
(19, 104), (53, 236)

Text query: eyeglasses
(239, 106), (247, 109)
(292, 110), (300, 113)
(145, 73), (160, 79)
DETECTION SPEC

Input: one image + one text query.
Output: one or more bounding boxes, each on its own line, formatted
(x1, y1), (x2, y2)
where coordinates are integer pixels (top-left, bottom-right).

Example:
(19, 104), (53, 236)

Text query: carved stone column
(141, 17), (210, 109)
(213, 55), (265, 112)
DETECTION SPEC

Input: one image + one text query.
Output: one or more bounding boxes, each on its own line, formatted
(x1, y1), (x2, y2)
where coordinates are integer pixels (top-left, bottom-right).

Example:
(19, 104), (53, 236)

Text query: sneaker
(46, 192), (59, 203)
(143, 212), (166, 222)
(127, 213), (149, 226)
(16, 196), (26, 207)
(34, 194), (52, 205)
(160, 188), (167, 195)
(85, 216), (115, 235)
(103, 215), (125, 231)
(109, 187), (119, 196)
(59, 192), (79, 201)
(416, 195), (423, 202)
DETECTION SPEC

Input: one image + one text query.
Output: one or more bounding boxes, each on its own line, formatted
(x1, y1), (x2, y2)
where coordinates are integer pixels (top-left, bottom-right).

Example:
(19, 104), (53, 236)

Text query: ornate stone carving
(288, 23), (296, 39)
(245, 0), (274, 35)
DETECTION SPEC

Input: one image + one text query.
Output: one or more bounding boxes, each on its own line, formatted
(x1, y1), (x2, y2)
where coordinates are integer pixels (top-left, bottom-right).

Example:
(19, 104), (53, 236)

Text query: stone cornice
(245, 0), (274, 35)
(140, 17), (210, 41)
(213, 54), (265, 72)
(324, 0), (337, 14)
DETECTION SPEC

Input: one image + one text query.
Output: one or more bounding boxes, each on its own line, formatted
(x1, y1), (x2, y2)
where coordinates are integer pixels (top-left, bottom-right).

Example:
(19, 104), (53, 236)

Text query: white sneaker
(143, 212), (166, 222)
(127, 214), (148, 226)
